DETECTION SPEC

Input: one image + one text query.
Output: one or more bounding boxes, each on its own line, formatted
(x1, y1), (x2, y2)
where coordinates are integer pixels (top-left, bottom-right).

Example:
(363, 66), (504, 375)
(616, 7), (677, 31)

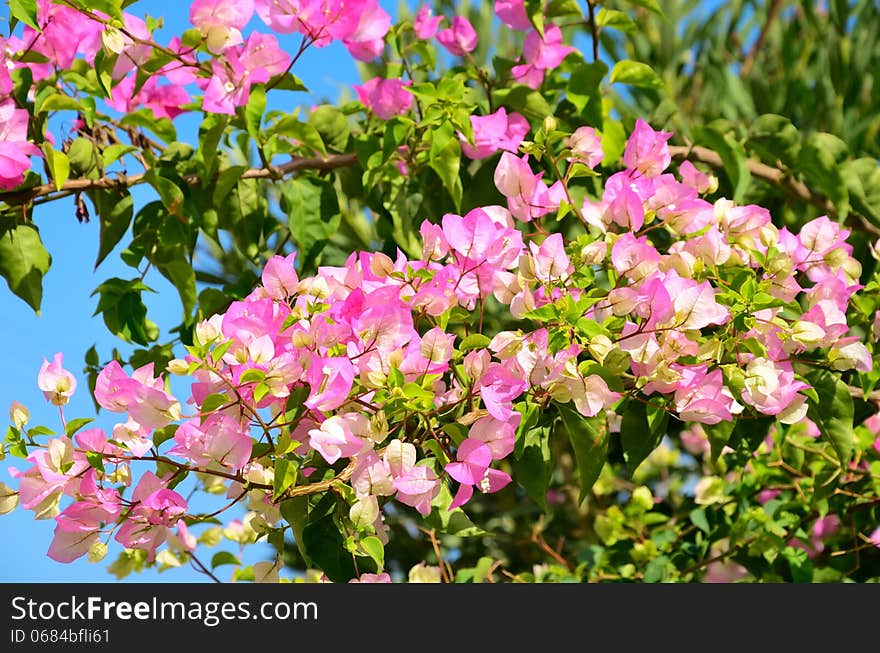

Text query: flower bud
(587, 335), (614, 364)
(350, 497), (379, 528)
(408, 562), (443, 583)
(369, 252), (394, 278)
(0, 482), (18, 514)
(88, 541), (108, 563)
(9, 401), (28, 429)
(791, 320), (825, 346)
(166, 358), (190, 375)
(195, 315), (223, 346)
(101, 27), (126, 55)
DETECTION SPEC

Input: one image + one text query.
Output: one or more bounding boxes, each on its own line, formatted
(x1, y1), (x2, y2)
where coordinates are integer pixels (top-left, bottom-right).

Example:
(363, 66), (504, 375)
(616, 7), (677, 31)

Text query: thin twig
(740, 0), (785, 78)
(1, 153), (358, 206)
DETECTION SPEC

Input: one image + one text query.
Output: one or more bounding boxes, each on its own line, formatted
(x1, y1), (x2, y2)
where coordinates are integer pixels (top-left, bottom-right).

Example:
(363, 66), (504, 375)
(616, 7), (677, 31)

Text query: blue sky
(0, 0), (411, 583)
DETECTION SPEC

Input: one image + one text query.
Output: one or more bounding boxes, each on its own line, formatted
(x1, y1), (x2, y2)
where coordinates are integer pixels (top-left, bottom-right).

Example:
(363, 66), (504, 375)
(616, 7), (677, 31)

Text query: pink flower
(190, 0), (254, 53)
(393, 464), (440, 516)
(350, 572), (391, 583)
(0, 100), (41, 190)
(115, 472), (188, 559)
(529, 233), (573, 283)
(460, 107), (530, 160)
(343, 0), (391, 61)
(495, 0), (531, 31)
(414, 5), (443, 40)
(202, 32), (290, 114)
(37, 353), (77, 406)
(446, 438), (511, 509)
(523, 24), (574, 70)
(436, 16), (478, 56)
(107, 75), (191, 121)
(256, 0), (364, 47)
(469, 415), (517, 460)
(307, 413), (368, 464)
(567, 126), (604, 168)
(623, 118), (672, 177)
(304, 356), (356, 412)
(262, 253), (299, 300)
(354, 77), (413, 120)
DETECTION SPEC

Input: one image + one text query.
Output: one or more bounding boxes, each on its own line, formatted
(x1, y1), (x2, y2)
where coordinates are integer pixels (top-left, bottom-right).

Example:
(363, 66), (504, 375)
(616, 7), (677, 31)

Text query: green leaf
(805, 369), (855, 464)
(703, 420), (734, 463)
(308, 105), (350, 153)
(512, 423), (552, 510)
(239, 368), (266, 384)
(65, 417), (95, 437)
(36, 93), (83, 115)
(747, 114), (800, 167)
(496, 85), (552, 123)
(211, 551), (241, 569)
(623, 0), (664, 16)
(798, 132), (850, 218)
(620, 398), (668, 475)
(245, 85), (266, 140)
(198, 113), (229, 178)
(90, 189), (133, 268)
(361, 536), (384, 570)
(272, 458), (299, 500)
(144, 170), (185, 218)
(567, 61), (608, 122)
(10, 0), (39, 29)
(596, 8), (636, 32)
(282, 176), (341, 271)
(41, 145), (70, 192)
(279, 496), (310, 564)
(458, 334), (491, 352)
(525, 0), (545, 38)
(558, 405), (608, 503)
(689, 508), (711, 534)
(152, 424), (178, 449)
(609, 60), (663, 89)
(156, 258), (197, 318)
(69, 0), (123, 21)
(546, 0), (583, 19)
(842, 158), (880, 224)
(425, 484), (487, 537)
(200, 393), (231, 416)
(600, 119), (626, 167)
(428, 122), (462, 210)
(85, 451), (105, 473)
(694, 123), (750, 202)
(0, 223), (52, 313)
(301, 514), (357, 582)
(271, 116), (326, 155)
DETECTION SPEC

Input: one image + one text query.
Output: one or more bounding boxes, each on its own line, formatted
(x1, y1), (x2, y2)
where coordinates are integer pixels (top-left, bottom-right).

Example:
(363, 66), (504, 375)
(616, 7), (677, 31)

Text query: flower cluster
(4, 116), (874, 573)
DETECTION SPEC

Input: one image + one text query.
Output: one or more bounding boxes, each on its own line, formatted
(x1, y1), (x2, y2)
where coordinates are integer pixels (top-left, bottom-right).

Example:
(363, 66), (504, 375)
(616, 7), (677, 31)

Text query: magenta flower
(446, 438), (512, 509)
(354, 77), (413, 120)
(494, 0), (531, 31)
(460, 107), (530, 160)
(414, 5), (444, 40)
(261, 252), (299, 300)
(436, 16), (478, 56)
(623, 118), (673, 178)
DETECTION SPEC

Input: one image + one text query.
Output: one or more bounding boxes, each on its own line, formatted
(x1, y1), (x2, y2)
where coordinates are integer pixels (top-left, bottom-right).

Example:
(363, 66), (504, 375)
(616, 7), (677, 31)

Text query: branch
(668, 144), (880, 238)
(740, 0), (785, 78)
(847, 385), (880, 404)
(273, 458), (358, 502)
(0, 153), (359, 206)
